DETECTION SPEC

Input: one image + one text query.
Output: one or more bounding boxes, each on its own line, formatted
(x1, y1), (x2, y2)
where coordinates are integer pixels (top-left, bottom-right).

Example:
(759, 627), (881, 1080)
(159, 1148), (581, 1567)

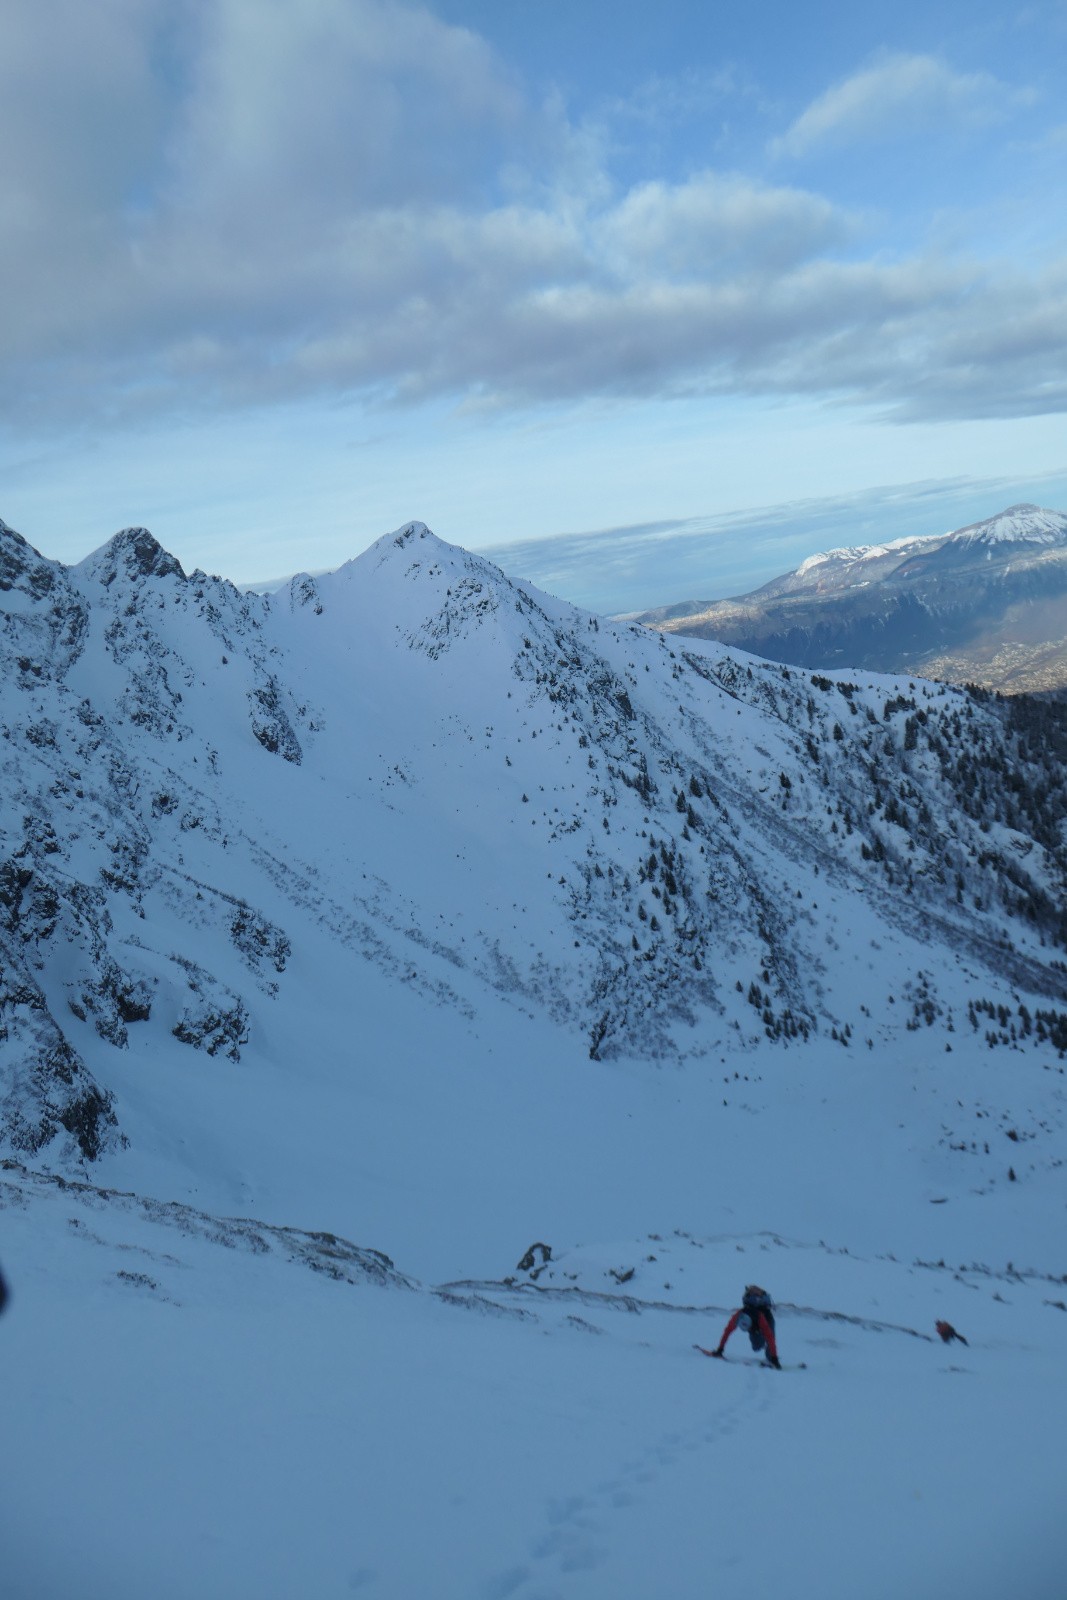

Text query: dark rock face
(0, 957), (119, 1161)
(68, 957), (153, 1047)
(1, 520), (89, 680)
(0, 519), (301, 1160)
(91, 527), (186, 587)
(0, 519), (60, 598)
(172, 997), (249, 1062)
(230, 907), (290, 975)
(249, 679), (303, 763)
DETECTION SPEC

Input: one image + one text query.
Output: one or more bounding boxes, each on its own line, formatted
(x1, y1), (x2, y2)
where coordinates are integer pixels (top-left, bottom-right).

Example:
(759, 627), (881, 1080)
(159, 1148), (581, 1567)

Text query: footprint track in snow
(483, 1369), (770, 1595)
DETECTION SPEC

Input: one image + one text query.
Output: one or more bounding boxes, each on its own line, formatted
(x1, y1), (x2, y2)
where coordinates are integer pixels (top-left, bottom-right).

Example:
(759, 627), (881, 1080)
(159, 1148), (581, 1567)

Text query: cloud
(0, 0), (166, 354)
(770, 52), (1025, 160)
(0, 0), (537, 402)
(164, 0), (524, 222)
(0, 6), (1065, 434)
(598, 173), (849, 278)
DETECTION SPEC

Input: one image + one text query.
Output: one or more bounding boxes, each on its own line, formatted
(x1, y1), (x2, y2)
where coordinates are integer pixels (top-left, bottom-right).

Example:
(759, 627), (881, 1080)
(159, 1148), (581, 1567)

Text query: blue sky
(2, 0), (1065, 611)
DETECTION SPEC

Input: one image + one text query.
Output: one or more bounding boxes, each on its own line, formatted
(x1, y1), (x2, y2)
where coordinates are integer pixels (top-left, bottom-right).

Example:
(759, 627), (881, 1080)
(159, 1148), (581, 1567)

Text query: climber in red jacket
(710, 1284), (780, 1367)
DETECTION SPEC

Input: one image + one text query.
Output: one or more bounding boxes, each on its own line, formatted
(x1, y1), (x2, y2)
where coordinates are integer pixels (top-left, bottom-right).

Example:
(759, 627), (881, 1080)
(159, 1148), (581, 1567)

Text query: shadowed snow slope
(2, 515), (1066, 1597)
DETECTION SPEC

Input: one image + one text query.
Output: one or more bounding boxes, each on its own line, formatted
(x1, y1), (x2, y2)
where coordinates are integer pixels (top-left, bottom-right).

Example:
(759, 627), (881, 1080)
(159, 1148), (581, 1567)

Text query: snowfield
(1, 516), (1065, 1597)
(4, 1157), (1064, 1600)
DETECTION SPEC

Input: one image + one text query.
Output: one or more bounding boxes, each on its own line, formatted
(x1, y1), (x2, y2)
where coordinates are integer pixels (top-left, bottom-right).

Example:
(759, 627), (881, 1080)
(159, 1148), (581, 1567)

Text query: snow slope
(4, 1160), (1064, 1600)
(2, 515), (1066, 1596)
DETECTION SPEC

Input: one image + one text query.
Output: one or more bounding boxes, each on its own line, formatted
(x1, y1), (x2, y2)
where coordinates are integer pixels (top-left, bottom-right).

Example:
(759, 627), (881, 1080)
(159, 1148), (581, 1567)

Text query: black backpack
(742, 1285), (775, 1330)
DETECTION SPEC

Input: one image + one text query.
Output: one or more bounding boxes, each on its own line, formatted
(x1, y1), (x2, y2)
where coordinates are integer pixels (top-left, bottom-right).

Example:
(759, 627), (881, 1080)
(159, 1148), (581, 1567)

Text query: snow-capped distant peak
(794, 532), (940, 578)
(786, 505), (1067, 581)
(951, 503), (1067, 548)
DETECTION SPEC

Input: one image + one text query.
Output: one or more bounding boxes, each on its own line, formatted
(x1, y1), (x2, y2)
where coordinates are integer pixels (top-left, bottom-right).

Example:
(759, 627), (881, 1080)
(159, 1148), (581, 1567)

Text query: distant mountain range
(624, 504), (1067, 693)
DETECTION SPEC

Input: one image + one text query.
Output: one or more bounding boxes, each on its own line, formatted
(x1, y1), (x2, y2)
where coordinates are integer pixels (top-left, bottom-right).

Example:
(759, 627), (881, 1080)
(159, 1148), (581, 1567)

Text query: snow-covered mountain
(3, 513), (1067, 1598)
(628, 504), (1067, 693)
(951, 503), (1067, 549)
(790, 530), (946, 588)
(5, 511), (1067, 1165)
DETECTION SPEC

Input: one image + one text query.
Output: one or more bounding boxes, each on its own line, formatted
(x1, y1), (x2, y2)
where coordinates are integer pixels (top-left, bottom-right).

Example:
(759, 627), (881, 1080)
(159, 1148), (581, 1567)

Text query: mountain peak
(352, 520), (508, 597)
(1, 516), (37, 575)
(951, 503), (1067, 548)
(362, 520), (457, 569)
(0, 517), (63, 600)
(281, 520), (513, 636)
(76, 526), (186, 587)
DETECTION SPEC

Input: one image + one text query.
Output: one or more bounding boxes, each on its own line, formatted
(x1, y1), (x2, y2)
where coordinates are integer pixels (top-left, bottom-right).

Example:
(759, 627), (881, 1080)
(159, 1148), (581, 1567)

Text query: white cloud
(770, 52), (1023, 160)
(598, 172), (850, 279)
(0, 0), (165, 354)
(164, 0), (523, 223)
(0, 7), (1064, 433)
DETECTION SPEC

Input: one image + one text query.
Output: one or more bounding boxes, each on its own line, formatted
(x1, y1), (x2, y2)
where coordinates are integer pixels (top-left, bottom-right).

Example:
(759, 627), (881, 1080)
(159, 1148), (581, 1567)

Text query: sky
(2, 0), (1066, 612)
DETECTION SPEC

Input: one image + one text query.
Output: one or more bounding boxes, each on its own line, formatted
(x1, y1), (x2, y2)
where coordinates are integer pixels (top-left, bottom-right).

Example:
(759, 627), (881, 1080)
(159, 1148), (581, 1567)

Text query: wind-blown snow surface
(2, 517), (1066, 1597)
